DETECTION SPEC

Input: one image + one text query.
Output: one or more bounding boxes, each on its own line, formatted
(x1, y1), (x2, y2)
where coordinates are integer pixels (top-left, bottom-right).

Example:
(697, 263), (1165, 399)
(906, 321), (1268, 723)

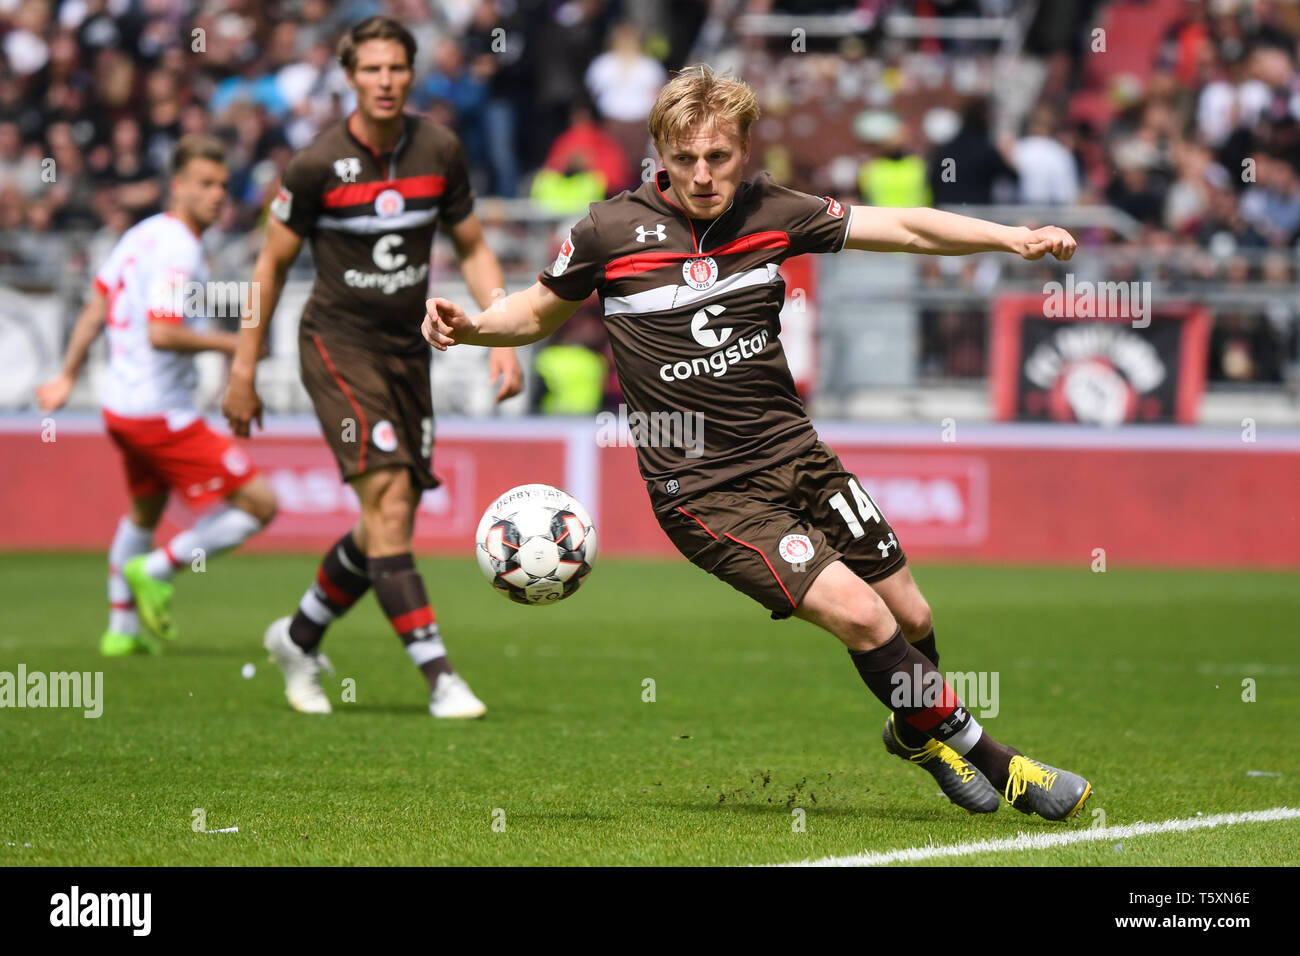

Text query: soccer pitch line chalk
(780, 807), (1300, 867)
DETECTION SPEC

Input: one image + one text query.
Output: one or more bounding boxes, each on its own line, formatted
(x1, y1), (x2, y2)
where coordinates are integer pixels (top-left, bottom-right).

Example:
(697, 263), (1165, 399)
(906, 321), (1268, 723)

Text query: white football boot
(263, 616), (334, 714)
(429, 671), (487, 719)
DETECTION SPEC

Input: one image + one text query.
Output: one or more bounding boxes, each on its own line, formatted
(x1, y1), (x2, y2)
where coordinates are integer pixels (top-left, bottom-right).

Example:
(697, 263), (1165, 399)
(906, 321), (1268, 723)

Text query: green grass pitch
(1, 552), (1297, 866)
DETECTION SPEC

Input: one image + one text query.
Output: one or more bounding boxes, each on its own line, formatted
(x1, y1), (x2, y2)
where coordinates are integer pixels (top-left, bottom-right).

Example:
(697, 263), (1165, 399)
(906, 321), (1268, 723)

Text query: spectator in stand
(584, 21), (666, 178)
(3, 0), (51, 79)
(416, 37), (490, 193)
(1197, 179), (1270, 250)
(1164, 139), (1230, 234)
(464, 0), (536, 198)
(0, 120), (45, 201)
(277, 39), (352, 150)
(533, 311), (611, 416)
(1106, 137), (1168, 227)
(1013, 105), (1080, 205)
(1240, 152), (1300, 244)
(528, 0), (606, 169)
(543, 99), (634, 197)
(142, 69), (185, 174)
(857, 112), (930, 208)
(530, 153), (608, 215)
(101, 116), (162, 222)
(1161, 0), (1213, 88)
(929, 98), (1018, 207)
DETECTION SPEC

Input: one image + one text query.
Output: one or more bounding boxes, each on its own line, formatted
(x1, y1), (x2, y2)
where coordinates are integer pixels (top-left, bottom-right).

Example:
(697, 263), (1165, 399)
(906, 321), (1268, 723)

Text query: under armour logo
(665, 479), (680, 495)
(635, 224), (666, 243)
(936, 707), (969, 739)
(877, 533), (898, 557)
(334, 157), (362, 183)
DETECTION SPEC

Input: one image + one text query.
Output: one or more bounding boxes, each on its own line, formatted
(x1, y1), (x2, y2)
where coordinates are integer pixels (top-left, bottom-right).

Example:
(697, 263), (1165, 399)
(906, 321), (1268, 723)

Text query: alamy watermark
(890, 665), (999, 718)
(1043, 275), (1152, 329)
(50, 886), (150, 935)
(595, 404), (705, 459)
(149, 276), (262, 327)
(0, 665), (102, 718)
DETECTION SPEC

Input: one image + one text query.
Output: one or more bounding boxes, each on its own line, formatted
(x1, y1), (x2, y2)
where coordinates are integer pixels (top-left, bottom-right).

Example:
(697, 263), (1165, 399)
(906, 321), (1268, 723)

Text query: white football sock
(405, 624), (447, 667)
(143, 505), (262, 580)
(108, 517), (153, 635)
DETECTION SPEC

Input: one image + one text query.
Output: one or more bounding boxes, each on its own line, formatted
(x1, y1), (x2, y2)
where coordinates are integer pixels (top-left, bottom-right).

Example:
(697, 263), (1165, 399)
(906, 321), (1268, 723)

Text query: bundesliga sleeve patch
(270, 186), (293, 222)
(551, 235), (574, 276)
(824, 197), (844, 219)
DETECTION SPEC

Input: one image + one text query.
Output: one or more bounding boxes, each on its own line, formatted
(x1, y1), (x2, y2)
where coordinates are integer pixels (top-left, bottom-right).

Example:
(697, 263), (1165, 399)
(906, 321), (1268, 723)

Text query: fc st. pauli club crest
(374, 188), (405, 218)
(682, 256), (718, 291)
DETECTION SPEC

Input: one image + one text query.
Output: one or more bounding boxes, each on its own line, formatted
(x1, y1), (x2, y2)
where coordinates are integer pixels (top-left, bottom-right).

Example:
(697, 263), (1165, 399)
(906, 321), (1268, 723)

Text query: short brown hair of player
(648, 64), (761, 151)
(171, 134), (225, 174)
(337, 15), (417, 73)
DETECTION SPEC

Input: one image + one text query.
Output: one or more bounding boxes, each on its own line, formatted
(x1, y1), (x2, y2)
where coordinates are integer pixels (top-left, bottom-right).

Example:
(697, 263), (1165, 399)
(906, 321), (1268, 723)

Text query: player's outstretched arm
(423, 282), (581, 350)
(35, 287), (108, 411)
(223, 217), (303, 436)
(844, 206), (1076, 260)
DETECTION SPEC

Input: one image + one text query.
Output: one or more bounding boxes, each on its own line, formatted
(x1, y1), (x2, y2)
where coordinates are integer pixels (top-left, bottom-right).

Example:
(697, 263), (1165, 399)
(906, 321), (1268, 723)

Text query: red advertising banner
(1, 418), (1297, 568)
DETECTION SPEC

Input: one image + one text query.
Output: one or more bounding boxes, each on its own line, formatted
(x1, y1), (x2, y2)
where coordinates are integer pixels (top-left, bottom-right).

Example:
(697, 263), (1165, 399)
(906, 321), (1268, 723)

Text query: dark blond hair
(336, 15), (416, 73)
(648, 64), (761, 149)
(170, 134), (225, 174)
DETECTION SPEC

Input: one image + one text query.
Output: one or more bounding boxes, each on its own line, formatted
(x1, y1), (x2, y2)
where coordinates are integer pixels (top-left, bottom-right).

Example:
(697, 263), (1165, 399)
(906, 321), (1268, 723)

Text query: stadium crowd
(1, 0), (1297, 396)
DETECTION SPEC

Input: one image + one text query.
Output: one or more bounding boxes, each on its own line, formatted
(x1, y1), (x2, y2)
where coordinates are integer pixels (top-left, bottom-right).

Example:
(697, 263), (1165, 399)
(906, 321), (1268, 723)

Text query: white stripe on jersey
(315, 208), (439, 233)
(604, 263), (782, 317)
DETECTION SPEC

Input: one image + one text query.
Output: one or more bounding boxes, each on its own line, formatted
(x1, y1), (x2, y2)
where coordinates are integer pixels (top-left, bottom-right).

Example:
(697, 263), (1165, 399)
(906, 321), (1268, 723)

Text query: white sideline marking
(782, 807), (1300, 867)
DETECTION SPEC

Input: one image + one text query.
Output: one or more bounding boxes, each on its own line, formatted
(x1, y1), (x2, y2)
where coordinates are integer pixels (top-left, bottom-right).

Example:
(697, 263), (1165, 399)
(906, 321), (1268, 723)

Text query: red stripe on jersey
(390, 605), (435, 635)
(93, 277), (109, 296)
(708, 230), (790, 257)
(604, 231), (790, 280)
(148, 309), (185, 325)
(311, 335), (368, 474)
(315, 566), (353, 607)
(322, 175), (446, 210)
(723, 532), (796, 608)
(605, 250), (692, 281)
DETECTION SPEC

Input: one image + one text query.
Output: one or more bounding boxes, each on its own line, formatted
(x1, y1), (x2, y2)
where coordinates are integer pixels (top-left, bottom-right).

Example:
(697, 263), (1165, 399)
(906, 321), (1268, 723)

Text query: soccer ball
(475, 484), (597, 605)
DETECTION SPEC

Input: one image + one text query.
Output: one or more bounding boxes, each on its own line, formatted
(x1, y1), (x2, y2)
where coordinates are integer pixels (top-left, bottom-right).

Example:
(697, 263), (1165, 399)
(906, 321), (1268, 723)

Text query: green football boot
(99, 629), (161, 656)
(123, 556), (178, 642)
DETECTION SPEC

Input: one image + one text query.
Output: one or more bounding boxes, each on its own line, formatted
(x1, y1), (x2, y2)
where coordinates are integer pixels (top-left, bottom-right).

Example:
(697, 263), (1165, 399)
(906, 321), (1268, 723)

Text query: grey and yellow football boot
(883, 713), (1001, 814)
(1004, 754), (1092, 821)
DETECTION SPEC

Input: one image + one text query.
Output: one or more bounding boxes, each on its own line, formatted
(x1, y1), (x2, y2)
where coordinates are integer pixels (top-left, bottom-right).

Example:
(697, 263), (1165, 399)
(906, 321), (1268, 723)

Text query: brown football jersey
(270, 113), (474, 355)
(539, 170), (852, 502)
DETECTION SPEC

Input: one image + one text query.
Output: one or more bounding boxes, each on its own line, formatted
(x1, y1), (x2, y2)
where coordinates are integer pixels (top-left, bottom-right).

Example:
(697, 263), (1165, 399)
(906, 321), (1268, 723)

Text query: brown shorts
(299, 332), (438, 490)
(650, 441), (907, 619)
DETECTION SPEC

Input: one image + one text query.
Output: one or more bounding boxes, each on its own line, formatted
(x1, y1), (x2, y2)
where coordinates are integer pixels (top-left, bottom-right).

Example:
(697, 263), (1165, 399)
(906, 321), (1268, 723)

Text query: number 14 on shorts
(828, 478), (881, 538)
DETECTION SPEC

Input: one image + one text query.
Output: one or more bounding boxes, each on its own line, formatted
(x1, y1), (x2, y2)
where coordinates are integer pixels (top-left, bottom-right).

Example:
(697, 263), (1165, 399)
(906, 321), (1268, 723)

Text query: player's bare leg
(797, 561), (1091, 820)
(125, 475), (275, 643)
(353, 465), (485, 718)
(102, 491), (169, 657)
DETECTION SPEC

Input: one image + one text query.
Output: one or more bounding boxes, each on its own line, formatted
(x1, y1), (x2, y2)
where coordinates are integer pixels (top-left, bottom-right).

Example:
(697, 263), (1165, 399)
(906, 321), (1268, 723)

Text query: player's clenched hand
(35, 373), (74, 412)
(1017, 225), (1076, 262)
(422, 297), (475, 351)
(222, 377), (263, 438)
(488, 348), (523, 403)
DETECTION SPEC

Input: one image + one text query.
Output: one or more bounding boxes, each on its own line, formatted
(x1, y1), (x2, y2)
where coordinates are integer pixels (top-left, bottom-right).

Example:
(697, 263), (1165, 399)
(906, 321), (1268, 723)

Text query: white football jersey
(95, 213), (209, 424)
